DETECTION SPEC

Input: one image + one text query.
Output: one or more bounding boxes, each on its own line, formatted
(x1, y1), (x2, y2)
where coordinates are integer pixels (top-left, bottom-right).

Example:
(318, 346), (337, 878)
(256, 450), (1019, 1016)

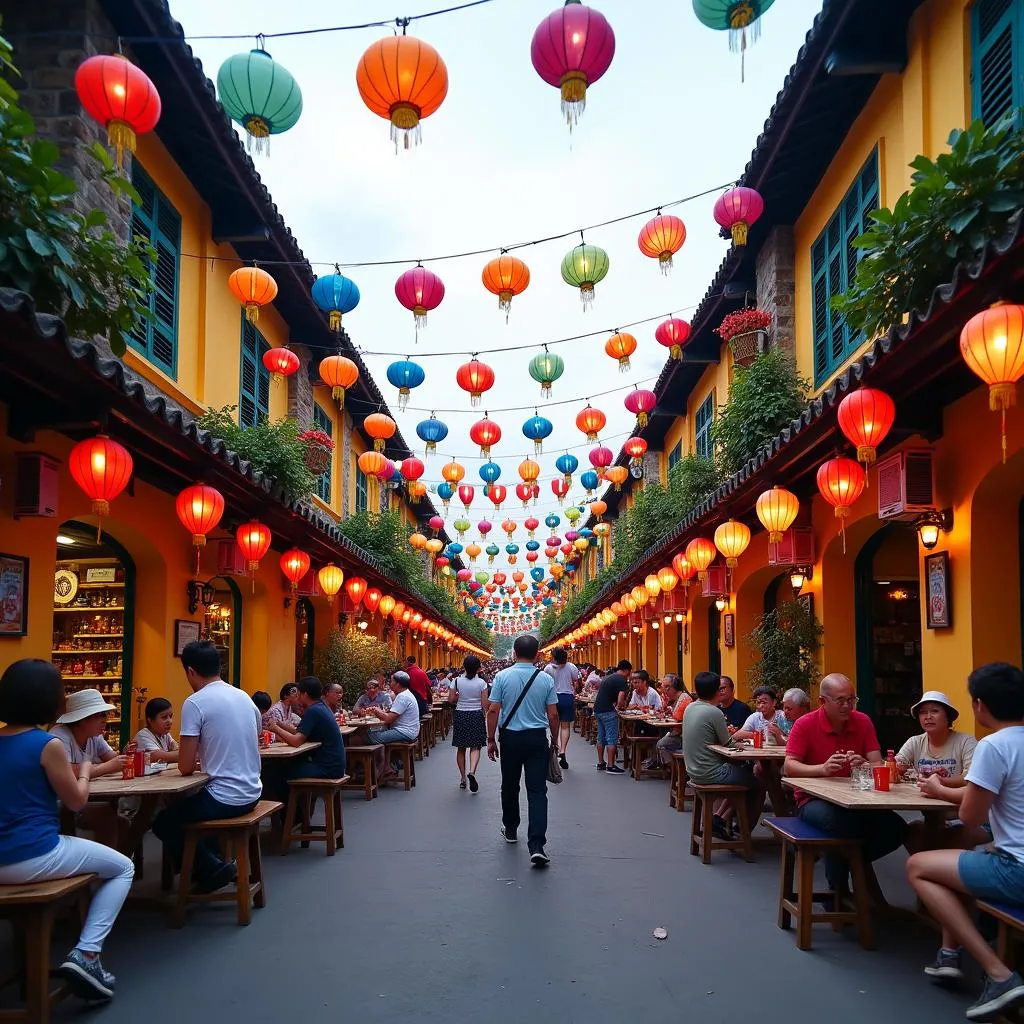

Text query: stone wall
(287, 346), (315, 428)
(642, 451), (662, 486)
(755, 226), (796, 359)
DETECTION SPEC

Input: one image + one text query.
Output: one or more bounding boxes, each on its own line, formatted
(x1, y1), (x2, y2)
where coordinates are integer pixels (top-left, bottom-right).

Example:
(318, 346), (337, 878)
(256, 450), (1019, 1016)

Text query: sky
(171, 0), (822, 627)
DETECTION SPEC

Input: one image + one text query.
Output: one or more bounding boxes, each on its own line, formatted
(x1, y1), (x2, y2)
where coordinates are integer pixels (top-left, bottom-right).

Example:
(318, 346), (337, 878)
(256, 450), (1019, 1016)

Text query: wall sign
(174, 619), (202, 656)
(723, 612), (735, 648)
(0, 554), (30, 636)
(925, 551), (952, 629)
(53, 568), (80, 606)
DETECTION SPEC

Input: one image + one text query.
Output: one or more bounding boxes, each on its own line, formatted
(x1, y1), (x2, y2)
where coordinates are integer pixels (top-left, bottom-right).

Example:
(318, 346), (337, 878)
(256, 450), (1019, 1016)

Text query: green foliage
(314, 628), (397, 706)
(745, 598), (824, 697)
(492, 633), (514, 659)
(712, 349), (809, 478)
(832, 113), (1024, 340)
(196, 405), (317, 500)
(0, 33), (154, 356)
(669, 454), (722, 515)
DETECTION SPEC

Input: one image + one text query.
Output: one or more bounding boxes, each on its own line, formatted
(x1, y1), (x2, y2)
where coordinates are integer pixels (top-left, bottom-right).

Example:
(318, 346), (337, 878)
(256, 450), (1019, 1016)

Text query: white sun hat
(56, 688), (117, 725)
(910, 690), (959, 723)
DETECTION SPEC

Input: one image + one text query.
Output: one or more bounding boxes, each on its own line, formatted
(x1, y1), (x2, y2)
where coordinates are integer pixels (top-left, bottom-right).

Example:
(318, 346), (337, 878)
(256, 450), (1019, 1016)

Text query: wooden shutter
(313, 404), (333, 503)
(972, 0), (1020, 125)
(239, 317), (270, 428)
(355, 468), (369, 513)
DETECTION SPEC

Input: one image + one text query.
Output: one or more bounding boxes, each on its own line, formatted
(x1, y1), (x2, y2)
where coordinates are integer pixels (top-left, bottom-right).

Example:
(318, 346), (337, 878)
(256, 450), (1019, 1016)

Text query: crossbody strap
(500, 669), (543, 732)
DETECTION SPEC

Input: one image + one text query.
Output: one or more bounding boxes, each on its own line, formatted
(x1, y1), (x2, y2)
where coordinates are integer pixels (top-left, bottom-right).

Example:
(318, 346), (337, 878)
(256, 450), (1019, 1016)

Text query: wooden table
(711, 743), (788, 815)
(259, 741), (320, 759)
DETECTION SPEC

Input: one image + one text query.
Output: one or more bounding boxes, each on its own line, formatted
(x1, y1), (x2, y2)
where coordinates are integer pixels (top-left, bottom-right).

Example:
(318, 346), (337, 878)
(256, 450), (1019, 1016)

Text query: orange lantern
(280, 548), (311, 593)
(319, 354), (359, 407)
(68, 435), (133, 542)
(228, 266), (277, 323)
(631, 585), (649, 607)
(356, 35), (448, 150)
(644, 574), (661, 598)
(318, 563), (345, 605)
(637, 213), (686, 274)
(346, 576), (368, 607)
(358, 450), (388, 477)
(685, 537), (717, 581)
(518, 459), (541, 484)
(441, 460), (466, 485)
(611, 601), (625, 618)
(482, 255), (531, 318)
(672, 552), (695, 583)
(604, 466), (628, 491)
(175, 483), (225, 575)
(714, 519), (750, 572)
(392, 601), (407, 621)
(605, 331), (637, 371)
(364, 588), (382, 615)
(576, 404), (606, 441)
(622, 593), (637, 613)
(425, 538), (444, 558)
(409, 532), (428, 551)
(262, 346), (300, 386)
(590, 499), (608, 520)
(755, 486), (799, 544)
(407, 480), (427, 503)
(364, 412), (396, 452)
(837, 388), (896, 471)
(401, 609), (413, 626)
(378, 593), (396, 617)
(657, 566), (679, 592)
(960, 303), (1024, 462)
(236, 520), (271, 590)
(816, 456), (866, 553)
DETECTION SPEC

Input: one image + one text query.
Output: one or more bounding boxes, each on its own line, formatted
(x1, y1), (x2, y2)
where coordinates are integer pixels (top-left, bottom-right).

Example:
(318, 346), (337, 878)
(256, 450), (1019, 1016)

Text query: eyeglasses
(823, 695), (858, 707)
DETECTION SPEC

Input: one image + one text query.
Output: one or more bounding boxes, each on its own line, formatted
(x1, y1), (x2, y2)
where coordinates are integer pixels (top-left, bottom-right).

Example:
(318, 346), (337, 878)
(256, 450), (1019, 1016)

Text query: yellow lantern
(622, 593), (637, 613)
(425, 537), (444, 558)
(630, 585), (649, 607)
(755, 486), (799, 544)
(573, 538), (589, 552)
(644, 574), (661, 598)
(657, 566), (679, 592)
(318, 563), (345, 605)
(378, 594), (396, 617)
(594, 521), (611, 538)
(408, 532), (427, 550)
(714, 519), (751, 568)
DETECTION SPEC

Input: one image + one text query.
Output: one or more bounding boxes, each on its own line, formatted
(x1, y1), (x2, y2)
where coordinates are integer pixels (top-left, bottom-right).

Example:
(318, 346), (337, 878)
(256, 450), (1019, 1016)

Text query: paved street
(21, 740), (975, 1022)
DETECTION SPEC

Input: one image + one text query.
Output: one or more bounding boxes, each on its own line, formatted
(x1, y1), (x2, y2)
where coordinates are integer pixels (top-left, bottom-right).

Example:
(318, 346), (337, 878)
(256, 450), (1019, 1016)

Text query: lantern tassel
(398, 387), (410, 412)
(619, 358), (630, 373)
(106, 120), (136, 169)
(580, 283), (595, 310)
(329, 311), (342, 332)
(990, 382), (1016, 464)
(91, 499), (110, 543)
(671, 344), (681, 359)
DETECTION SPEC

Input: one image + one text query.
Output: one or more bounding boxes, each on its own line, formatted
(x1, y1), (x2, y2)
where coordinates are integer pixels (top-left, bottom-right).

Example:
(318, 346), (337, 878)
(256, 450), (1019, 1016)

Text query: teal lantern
(561, 242), (609, 310)
(528, 347), (565, 398)
(485, 543), (500, 564)
(216, 49), (303, 154)
(691, 0), (777, 79)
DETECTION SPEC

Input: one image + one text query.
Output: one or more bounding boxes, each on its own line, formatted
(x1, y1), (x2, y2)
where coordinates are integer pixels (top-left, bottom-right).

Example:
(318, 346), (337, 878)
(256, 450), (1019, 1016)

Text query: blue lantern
(386, 359), (425, 411)
(580, 470), (599, 495)
(530, 567), (545, 582)
(555, 452), (579, 485)
(525, 539), (540, 552)
(545, 514), (561, 530)
(479, 461), (502, 485)
(311, 270), (360, 332)
(437, 481), (455, 508)
(416, 415), (448, 456)
(506, 543), (520, 555)
(578, 527), (594, 539)
(522, 413), (554, 455)
(485, 543), (500, 564)
(542, 596), (553, 606)
(446, 543), (464, 558)
(388, 468), (404, 490)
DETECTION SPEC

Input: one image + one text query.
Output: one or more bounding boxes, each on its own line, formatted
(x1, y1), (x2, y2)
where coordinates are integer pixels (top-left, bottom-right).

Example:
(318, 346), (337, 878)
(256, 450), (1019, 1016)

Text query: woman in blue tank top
(0, 660), (134, 1003)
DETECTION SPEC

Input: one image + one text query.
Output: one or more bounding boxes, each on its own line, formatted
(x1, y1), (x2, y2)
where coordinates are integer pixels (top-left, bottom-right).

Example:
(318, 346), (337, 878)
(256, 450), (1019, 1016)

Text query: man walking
(487, 635), (558, 867)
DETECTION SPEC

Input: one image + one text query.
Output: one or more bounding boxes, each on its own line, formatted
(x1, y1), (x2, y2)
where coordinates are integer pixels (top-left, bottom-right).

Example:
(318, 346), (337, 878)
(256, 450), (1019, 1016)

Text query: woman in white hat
(896, 691), (988, 852)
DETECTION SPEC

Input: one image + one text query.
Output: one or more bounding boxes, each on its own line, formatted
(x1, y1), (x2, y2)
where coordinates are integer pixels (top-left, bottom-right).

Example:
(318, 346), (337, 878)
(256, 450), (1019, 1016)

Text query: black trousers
(498, 727), (549, 852)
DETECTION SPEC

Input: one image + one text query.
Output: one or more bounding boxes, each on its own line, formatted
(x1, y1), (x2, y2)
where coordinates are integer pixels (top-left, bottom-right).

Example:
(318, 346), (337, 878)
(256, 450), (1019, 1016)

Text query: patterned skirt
(452, 709), (487, 749)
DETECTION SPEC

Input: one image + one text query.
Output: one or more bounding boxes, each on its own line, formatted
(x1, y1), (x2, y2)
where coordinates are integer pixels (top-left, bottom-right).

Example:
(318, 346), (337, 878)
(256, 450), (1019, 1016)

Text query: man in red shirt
(785, 673), (907, 892)
(405, 656), (432, 716)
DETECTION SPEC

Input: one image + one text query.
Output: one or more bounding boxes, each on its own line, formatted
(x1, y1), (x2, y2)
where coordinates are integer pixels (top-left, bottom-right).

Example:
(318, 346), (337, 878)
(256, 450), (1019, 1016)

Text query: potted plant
(297, 429), (334, 475)
(745, 597), (823, 697)
(715, 308), (773, 366)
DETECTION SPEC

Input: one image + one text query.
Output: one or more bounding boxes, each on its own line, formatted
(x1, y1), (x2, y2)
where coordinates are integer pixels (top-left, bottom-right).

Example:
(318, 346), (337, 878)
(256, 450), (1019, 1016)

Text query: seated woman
(0, 660), (134, 1003)
(733, 686), (788, 744)
(132, 697), (179, 766)
(896, 690), (987, 852)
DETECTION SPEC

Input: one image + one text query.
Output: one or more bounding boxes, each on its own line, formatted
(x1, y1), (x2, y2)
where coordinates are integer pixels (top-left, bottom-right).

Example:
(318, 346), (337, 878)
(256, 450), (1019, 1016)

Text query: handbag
(547, 742), (563, 785)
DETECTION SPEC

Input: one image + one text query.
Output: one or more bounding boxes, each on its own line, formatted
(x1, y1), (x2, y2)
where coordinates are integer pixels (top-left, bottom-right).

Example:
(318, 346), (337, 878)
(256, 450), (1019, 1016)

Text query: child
(132, 697), (179, 766)
(251, 690), (272, 728)
(0, 659), (134, 1002)
(907, 662), (1024, 1022)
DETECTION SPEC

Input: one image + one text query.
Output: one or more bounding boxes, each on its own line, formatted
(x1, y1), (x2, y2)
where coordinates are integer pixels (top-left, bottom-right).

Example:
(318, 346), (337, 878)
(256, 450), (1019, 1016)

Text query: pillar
(755, 226), (796, 358)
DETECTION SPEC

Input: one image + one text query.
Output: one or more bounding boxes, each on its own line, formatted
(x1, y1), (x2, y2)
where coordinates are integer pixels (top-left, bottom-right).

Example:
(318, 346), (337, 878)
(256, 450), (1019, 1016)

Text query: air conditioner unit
(877, 448), (935, 521)
(216, 539), (248, 576)
(768, 527), (815, 567)
(14, 452), (60, 518)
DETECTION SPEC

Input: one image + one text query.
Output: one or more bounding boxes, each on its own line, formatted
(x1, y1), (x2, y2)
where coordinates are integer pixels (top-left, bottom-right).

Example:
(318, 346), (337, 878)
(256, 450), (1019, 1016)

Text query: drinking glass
(851, 763), (873, 791)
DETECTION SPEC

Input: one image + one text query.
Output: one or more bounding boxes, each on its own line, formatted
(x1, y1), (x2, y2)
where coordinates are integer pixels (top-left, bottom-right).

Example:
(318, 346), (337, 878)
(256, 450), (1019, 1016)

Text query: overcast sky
(172, 0), (821, 618)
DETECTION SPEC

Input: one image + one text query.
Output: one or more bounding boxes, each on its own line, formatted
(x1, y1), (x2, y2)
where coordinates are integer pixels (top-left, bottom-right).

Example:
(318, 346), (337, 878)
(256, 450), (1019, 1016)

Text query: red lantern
(74, 54), (161, 166)
(236, 520), (272, 589)
(68, 435), (133, 541)
(262, 346), (299, 386)
(364, 587), (382, 615)
(637, 214), (686, 274)
(714, 186), (765, 247)
(551, 478), (569, 504)
(623, 436), (647, 467)
(624, 388), (657, 428)
(575, 404), (606, 441)
(395, 265), (445, 328)
(458, 484), (475, 510)
(175, 483), (225, 575)
(515, 482), (535, 507)
(469, 416), (502, 457)
(346, 576), (368, 607)
(489, 484), (507, 510)
(524, 517), (540, 536)
(280, 548), (311, 593)
(655, 317), (691, 359)
(456, 359), (495, 407)
(672, 552), (695, 583)
(684, 537), (717, 581)
(816, 456), (866, 553)
(837, 388), (896, 472)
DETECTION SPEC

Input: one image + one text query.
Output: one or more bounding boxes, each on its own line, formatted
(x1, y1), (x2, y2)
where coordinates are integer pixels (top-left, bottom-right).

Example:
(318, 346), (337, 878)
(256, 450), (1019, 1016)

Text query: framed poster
(0, 554), (29, 637)
(174, 619), (202, 656)
(925, 551), (952, 629)
(723, 612), (735, 648)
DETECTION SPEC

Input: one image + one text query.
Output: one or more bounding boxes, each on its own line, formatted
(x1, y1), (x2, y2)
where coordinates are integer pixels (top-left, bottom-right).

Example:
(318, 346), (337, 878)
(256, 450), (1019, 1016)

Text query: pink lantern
(478, 519), (493, 537)
(428, 516), (445, 537)
(530, 0), (615, 128)
(589, 444), (613, 475)
(375, 457), (395, 482)
(457, 568), (473, 582)
(395, 265), (444, 328)
(713, 187), (764, 247)
(624, 388), (657, 427)
(655, 317), (691, 359)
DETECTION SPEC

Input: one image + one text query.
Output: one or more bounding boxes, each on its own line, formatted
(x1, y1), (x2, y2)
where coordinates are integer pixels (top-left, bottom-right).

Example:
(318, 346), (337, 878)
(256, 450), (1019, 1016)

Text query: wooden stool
(383, 742), (417, 790)
(669, 752), (692, 811)
(417, 715), (433, 760)
(343, 745), (381, 801)
(0, 876), (93, 1023)
(689, 784), (754, 864)
(281, 776), (350, 856)
(626, 735), (660, 779)
(977, 900), (1024, 966)
(173, 799), (281, 928)
(764, 817), (873, 951)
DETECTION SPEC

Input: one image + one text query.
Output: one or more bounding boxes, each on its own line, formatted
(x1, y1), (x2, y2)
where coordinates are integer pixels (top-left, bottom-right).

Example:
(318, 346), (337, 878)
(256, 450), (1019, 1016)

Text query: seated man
(734, 686), (787, 744)
(781, 687), (811, 731)
(785, 673), (907, 893)
(353, 679), (392, 715)
(907, 663), (1024, 1022)
(716, 675), (751, 732)
(627, 670), (663, 712)
(366, 672), (421, 781)
(651, 674), (689, 768)
(267, 683), (301, 732)
(322, 682), (344, 716)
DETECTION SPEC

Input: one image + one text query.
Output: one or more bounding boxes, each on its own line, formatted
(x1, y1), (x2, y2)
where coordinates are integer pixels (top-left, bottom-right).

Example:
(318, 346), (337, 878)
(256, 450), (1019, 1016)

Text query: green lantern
(475, 571), (490, 585)
(560, 242), (609, 310)
(528, 347), (565, 398)
(216, 49), (303, 154)
(692, 0), (776, 78)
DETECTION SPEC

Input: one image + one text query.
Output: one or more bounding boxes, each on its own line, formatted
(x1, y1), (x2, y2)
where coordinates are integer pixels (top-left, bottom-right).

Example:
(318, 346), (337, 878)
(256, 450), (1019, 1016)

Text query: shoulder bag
(500, 669), (543, 731)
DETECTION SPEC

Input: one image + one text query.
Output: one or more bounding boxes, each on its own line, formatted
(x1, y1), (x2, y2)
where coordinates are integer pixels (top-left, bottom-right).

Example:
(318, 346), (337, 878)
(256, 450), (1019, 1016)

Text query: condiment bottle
(886, 749), (898, 783)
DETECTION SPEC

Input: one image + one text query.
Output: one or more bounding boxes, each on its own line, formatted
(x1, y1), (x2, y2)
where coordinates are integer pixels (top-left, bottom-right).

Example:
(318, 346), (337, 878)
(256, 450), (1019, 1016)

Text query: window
(313, 404), (333, 504)
(238, 316), (271, 428)
(972, 0), (1023, 124)
(811, 150), (879, 387)
(355, 466), (369, 513)
(695, 393), (715, 462)
(667, 441), (682, 473)
(129, 163), (180, 376)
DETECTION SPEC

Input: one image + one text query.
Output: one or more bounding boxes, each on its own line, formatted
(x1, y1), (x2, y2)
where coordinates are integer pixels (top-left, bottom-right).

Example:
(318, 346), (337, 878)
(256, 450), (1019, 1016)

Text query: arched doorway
(51, 520), (136, 746)
(201, 575), (242, 687)
(854, 523), (922, 753)
(295, 597), (315, 678)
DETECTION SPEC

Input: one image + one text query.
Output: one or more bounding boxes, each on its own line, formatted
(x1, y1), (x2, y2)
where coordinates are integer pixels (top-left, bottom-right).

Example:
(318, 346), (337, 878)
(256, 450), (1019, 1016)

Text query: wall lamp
(186, 579), (217, 614)
(714, 596), (727, 612)
(916, 508), (953, 550)
(789, 566), (813, 594)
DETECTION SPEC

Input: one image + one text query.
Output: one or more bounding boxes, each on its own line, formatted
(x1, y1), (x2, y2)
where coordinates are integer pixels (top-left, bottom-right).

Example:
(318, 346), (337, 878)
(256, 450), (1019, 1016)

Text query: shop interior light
(357, 618), (369, 630)
(56, 534), (76, 545)
(651, 620), (659, 629)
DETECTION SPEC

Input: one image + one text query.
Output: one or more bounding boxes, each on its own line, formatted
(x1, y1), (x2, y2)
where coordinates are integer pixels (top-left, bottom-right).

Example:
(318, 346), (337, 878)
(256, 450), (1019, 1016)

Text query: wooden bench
(383, 741), (417, 790)
(343, 745), (382, 801)
(173, 799), (281, 928)
(281, 775), (350, 856)
(764, 816), (873, 951)
(689, 783), (754, 864)
(977, 900), (1024, 966)
(669, 752), (692, 811)
(0, 875), (94, 1023)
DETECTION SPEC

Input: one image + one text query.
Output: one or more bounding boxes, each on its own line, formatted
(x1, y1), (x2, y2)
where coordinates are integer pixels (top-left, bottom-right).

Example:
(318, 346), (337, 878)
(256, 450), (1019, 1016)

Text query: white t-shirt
(389, 689), (421, 740)
(965, 726), (1024, 863)
(180, 681), (262, 806)
(585, 671), (602, 693)
(742, 710), (790, 736)
(545, 662), (581, 696)
(455, 675), (489, 712)
(50, 725), (114, 765)
(896, 730), (977, 779)
(628, 687), (663, 711)
(133, 727), (178, 754)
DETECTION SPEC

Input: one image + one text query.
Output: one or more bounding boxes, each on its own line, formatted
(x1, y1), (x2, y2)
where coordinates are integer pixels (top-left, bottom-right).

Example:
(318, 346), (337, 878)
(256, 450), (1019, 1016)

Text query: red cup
(752, 730), (763, 749)
(872, 765), (890, 792)
(260, 730), (273, 748)
(133, 751), (146, 776)
(121, 758), (135, 780)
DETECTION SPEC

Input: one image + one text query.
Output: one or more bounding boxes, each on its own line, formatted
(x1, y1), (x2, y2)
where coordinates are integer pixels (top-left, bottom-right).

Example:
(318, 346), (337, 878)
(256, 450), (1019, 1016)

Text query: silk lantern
(714, 186), (765, 246)
(483, 255), (531, 318)
(637, 214), (686, 273)
(655, 317), (691, 359)
(837, 388), (896, 472)
(68, 435), (133, 542)
(216, 48), (302, 153)
(263, 346), (300, 386)
(175, 483), (225, 576)
(816, 456), (866, 553)
(280, 548), (311, 593)
(755, 486), (799, 544)
(395, 265), (444, 327)
(319, 354), (359, 407)
(236, 520), (271, 590)
(685, 537), (717, 581)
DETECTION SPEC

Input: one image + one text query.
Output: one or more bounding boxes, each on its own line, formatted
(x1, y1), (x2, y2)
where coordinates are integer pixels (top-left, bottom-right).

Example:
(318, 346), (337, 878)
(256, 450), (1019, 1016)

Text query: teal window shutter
(239, 316), (270, 428)
(355, 468), (369, 513)
(129, 164), (180, 377)
(971, 0), (1022, 125)
(695, 394), (714, 462)
(812, 149), (879, 387)
(313, 405), (333, 503)
(667, 441), (682, 473)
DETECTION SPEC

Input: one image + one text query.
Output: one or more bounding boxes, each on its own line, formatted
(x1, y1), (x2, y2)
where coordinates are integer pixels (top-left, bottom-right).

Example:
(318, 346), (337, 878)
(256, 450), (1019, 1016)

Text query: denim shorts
(595, 710), (619, 747)
(958, 849), (1024, 905)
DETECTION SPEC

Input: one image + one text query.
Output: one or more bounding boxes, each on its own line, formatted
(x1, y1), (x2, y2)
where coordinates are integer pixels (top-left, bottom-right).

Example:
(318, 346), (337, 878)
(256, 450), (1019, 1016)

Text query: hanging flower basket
(729, 329), (768, 367)
(298, 430), (334, 474)
(715, 308), (773, 368)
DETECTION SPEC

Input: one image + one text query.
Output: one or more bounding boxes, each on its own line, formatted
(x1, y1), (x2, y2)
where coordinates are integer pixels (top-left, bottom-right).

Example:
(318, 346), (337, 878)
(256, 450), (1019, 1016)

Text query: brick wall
(755, 226), (796, 359)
